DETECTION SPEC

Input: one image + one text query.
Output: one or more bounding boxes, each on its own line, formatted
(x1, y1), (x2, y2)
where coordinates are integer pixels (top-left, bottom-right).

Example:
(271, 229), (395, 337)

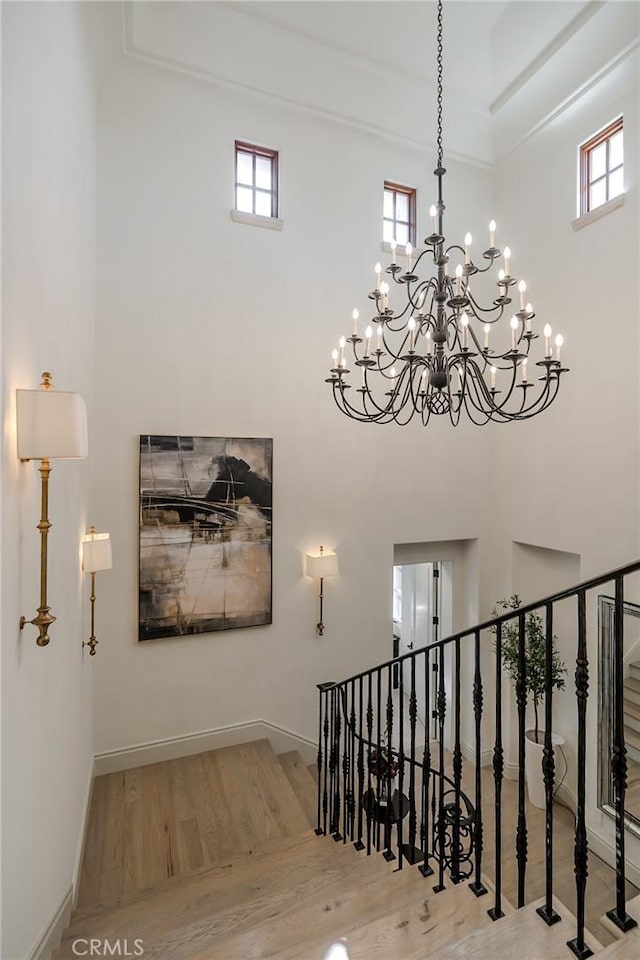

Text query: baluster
(606, 577), (638, 932)
(348, 679), (357, 843)
(397, 656), (405, 869)
(451, 636), (462, 882)
(342, 685), (350, 844)
(516, 610), (528, 908)
(366, 672), (374, 856)
(376, 669), (382, 852)
(355, 675), (365, 851)
(568, 591), (594, 958)
(470, 629), (487, 896)
(488, 621), (505, 920)
(328, 688), (336, 837)
(322, 686), (330, 836)
(537, 602), (561, 926)
(333, 689), (342, 841)
(434, 649), (447, 892)
(420, 648), (434, 876)
(406, 654), (419, 864)
(316, 684), (327, 835)
(383, 664), (395, 861)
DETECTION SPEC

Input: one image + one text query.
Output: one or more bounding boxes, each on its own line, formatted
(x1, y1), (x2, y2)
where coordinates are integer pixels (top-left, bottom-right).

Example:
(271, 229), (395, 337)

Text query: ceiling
(124, 1), (639, 164)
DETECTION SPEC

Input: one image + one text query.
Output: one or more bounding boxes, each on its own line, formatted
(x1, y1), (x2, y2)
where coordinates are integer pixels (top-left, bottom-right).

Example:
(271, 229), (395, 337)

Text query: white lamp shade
(306, 551), (339, 579)
(16, 388), (88, 460)
(82, 533), (112, 573)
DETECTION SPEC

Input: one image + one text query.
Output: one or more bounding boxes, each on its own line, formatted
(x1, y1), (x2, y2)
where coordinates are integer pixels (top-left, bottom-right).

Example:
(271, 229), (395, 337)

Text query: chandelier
(326, 0), (568, 426)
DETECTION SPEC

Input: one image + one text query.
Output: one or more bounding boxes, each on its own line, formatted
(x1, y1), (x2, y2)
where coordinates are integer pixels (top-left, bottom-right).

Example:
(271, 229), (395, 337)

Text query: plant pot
(525, 730), (565, 809)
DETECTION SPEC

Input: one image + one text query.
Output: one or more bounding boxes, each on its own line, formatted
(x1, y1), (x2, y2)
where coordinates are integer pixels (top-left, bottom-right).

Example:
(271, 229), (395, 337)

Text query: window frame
(579, 117), (623, 217)
(234, 140), (279, 219)
(383, 181), (417, 246)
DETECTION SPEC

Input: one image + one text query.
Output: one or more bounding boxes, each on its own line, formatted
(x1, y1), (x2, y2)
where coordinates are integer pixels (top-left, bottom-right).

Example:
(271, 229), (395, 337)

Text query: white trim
(461, 738), (493, 768)
(27, 885), (73, 960)
(94, 719), (317, 776)
(588, 826), (640, 889)
(230, 209), (284, 231)
(572, 194), (625, 231)
(72, 757), (96, 906)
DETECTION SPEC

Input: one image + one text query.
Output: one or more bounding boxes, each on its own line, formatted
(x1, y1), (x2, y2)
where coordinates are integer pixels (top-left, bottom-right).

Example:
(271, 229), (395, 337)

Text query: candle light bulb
(484, 323), (491, 350)
(464, 232), (472, 265)
(389, 366), (397, 388)
(498, 268), (505, 281)
(417, 290), (426, 311)
(390, 239), (397, 264)
(510, 315), (519, 351)
(525, 302), (533, 333)
(503, 246), (511, 275)
(421, 368), (428, 391)
(405, 242), (413, 272)
(365, 325), (373, 356)
(489, 219), (496, 247)
(425, 330), (433, 354)
(543, 323), (552, 358)
(375, 262), (382, 290)
(460, 311), (469, 349)
(331, 348), (339, 366)
(455, 263), (463, 296)
(518, 280), (527, 311)
(555, 334), (564, 361)
(339, 336), (346, 349)
(429, 204), (437, 233)
(377, 323), (384, 341)
(352, 308), (359, 335)
(490, 366), (497, 390)
(522, 358), (528, 383)
(380, 280), (389, 310)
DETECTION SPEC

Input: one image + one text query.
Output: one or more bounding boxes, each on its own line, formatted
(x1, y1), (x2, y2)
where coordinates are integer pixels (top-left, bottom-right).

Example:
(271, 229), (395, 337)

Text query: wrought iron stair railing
(315, 559), (640, 959)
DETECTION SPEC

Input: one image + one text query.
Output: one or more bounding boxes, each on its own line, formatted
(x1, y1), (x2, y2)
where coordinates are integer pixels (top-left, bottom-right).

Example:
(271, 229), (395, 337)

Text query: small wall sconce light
(305, 545), (339, 636)
(16, 372), (88, 646)
(81, 527), (112, 655)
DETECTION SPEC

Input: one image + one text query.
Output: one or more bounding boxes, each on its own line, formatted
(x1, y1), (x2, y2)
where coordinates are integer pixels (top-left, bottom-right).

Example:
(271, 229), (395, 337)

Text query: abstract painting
(139, 435), (272, 641)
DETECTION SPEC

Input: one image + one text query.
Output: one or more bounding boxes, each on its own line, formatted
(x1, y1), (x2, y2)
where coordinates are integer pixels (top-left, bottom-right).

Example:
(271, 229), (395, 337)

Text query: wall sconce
(81, 527), (112, 655)
(305, 545), (339, 636)
(16, 372), (88, 646)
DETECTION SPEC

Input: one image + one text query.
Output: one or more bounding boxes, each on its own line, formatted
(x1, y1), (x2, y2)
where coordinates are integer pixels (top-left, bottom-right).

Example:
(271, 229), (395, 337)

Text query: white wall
(92, 51), (496, 759)
(1, 3), (101, 957)
(493, 48), (640, 865)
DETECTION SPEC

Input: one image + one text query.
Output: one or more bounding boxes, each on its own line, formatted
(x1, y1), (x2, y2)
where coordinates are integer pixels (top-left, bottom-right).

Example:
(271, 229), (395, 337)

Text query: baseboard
(72, 756), (96, 906)
(93, 719), (317, 775)
(461, 737), (493, 767)
(587, 825), (640, 889)
(28, 885), (73, 960)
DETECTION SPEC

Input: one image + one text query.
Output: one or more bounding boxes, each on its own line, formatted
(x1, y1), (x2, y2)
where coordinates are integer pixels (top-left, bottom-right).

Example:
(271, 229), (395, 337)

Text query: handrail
(315, 555), (640, 956)
(321, 557), (640, 690)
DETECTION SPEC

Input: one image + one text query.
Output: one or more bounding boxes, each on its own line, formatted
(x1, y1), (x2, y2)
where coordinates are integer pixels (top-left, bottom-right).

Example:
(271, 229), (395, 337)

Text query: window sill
(572, 194), (624, 231)
(231, 210), (283, 231)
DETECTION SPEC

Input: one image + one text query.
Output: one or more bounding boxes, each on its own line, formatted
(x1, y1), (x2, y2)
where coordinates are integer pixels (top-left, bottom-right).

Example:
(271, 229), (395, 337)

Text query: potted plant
(492, 594), (567, 808)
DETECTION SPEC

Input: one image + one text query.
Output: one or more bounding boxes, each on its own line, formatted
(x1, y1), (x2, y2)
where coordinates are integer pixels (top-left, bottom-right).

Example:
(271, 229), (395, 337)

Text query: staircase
(625, 662), (640, 764)
(55, 740), (505, 960)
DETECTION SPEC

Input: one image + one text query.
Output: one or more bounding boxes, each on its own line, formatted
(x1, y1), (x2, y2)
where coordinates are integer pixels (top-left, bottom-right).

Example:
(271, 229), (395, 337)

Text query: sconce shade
(306, 551), (339, 579)
(82, 532), (112, 573)
(16, 388), (88, 460)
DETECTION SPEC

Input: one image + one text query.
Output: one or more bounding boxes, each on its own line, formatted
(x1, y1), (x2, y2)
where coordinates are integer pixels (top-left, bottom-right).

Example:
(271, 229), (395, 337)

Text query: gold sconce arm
(81, 526), (112, 655)
(317, 577), (326, 636)
(305, 544), (339, 636)
(19, 457), (56, 646)
(83, 571), (98, 655)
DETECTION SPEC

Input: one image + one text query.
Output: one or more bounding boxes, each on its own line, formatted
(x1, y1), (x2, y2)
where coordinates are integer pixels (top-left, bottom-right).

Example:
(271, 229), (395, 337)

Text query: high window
(580, 118), (623, 216)
(235, 141), (278, 218)
(383, 181), (416, 246)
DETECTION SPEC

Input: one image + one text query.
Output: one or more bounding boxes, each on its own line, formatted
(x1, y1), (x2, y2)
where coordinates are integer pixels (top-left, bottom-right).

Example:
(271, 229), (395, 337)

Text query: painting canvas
(139, 435), (272, 641)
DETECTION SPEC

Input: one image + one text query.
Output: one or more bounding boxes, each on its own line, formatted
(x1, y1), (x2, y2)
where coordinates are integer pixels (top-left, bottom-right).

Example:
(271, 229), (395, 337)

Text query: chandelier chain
(436, 0), (443, 169)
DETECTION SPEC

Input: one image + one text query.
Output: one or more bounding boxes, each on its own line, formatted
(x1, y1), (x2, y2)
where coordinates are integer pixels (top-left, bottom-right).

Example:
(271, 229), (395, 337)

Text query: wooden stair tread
(624, 677), (640, 693)
(76, 739), (311, 910)
(270, 874), (513, 960)
(179, 861), (439, 960)
(433, 896), (603, 959)
(624, 699), (640, 720)
(624, 726), (640, 748)
(277, 750), (319, 827)
(597, 928), (640, 957)
(58, 842), (414, 959)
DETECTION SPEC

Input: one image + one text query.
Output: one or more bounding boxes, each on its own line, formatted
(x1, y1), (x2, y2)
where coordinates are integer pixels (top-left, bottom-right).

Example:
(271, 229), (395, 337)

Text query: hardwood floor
(66, 735), (639, 960)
